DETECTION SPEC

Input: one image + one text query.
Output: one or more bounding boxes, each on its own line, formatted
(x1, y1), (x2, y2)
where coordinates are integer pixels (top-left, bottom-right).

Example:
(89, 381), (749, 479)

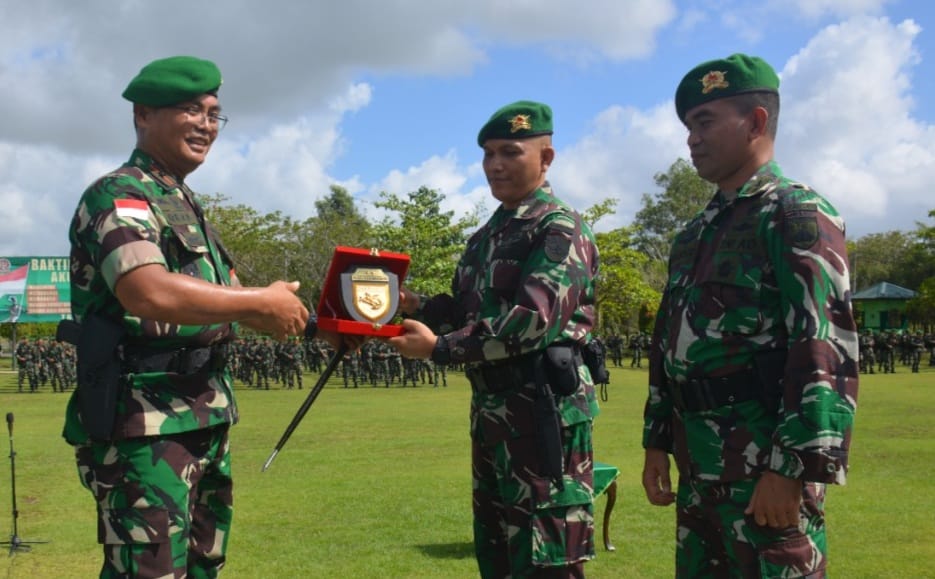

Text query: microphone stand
(0, 413), (47, 555)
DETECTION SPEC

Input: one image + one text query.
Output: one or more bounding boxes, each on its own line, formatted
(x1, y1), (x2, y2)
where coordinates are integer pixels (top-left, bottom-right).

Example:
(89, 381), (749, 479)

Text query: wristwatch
(430, 335), (451, 365)
(304, 312), (318, 340)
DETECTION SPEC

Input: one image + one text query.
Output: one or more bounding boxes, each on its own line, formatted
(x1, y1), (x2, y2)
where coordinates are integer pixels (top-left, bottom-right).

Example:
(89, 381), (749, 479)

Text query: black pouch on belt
(544, 344), (580, 396)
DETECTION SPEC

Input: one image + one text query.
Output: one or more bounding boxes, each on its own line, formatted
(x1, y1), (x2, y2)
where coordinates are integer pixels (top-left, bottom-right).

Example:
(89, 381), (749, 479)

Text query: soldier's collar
(129, 148), (184, 191)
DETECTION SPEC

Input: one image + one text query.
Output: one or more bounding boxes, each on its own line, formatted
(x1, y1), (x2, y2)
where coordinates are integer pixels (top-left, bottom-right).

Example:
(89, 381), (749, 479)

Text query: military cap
(675, 53), (779, 121)
(477, 100), (553, 146)
(122, 56), (222, 107)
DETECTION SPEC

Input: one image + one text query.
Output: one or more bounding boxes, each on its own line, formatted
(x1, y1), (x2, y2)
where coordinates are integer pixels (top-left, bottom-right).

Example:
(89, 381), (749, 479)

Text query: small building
(851, 281), (917, 331)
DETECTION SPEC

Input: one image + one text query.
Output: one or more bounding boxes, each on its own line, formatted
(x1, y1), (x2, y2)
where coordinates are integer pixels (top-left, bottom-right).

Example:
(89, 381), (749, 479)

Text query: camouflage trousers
(75, 425), (234, 578)
(472, 421), (595, 578)
(676, 477), (827, 578)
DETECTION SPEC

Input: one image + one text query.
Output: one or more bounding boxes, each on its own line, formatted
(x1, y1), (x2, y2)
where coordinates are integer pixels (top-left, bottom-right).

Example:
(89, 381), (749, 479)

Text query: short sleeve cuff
(101, 240), (166, 291)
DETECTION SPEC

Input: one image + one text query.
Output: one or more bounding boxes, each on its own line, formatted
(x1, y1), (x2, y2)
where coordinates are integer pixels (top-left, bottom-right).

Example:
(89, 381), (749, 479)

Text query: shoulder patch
(544, 222), (573, 262)
(784, 203), (819, 249)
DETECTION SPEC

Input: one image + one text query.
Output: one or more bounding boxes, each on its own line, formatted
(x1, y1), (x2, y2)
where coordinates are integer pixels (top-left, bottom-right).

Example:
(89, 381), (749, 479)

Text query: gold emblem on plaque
(340, 265), (399, 326)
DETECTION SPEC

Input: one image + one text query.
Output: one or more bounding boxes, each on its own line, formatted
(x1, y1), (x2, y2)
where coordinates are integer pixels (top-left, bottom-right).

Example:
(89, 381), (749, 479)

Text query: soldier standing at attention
(14, 338), (30, 392)
(629, 332), (644, 368)
(389, 101), (600, 578)
(64, 56), (354, 578)
(641, 54), (859, 577)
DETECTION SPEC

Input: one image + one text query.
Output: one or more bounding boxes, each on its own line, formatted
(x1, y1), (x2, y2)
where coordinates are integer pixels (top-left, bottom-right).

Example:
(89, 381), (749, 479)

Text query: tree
(581, 198), (618, 232)
(593, 226), (660, 336)
(372, 186), (480, 297)
(905, 276), (935, 331)
(199, 193), (291, 287)
(311, 185), (371, 246)
(288, 186), (375, 305)
(848, 231), (914, 292)
(632, 158), (715, 263)
(890, 210), (935, 292)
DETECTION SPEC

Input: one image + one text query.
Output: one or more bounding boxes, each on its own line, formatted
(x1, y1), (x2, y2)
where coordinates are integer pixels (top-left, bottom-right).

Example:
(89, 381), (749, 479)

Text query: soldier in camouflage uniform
(642, 54), (859, 578)
(877, 331), (896, 374)
(606, 334), (624, 367)
(14, 338), (30, 393)
(629, 332), (645, 368)
(47, 338), (67, 392)
(26, 339), (41, 392)
(64, 56), (351, 578)
(389, 101), (600, 578)
(908, 332), (924, 373)
(858, 331), (875, 374)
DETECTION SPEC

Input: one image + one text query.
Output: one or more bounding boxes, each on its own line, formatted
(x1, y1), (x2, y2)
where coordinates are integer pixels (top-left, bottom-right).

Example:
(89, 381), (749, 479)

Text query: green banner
(0, 256), (71, 323)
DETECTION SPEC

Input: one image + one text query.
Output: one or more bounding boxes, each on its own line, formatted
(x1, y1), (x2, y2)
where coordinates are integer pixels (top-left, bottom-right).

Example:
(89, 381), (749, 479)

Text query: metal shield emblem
(340, 266), (399, 326)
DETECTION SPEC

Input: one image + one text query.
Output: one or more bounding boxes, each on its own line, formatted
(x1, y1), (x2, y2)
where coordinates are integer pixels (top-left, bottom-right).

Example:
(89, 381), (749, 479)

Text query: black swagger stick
(262, 342), (349, 472)
(0, 413), (47, 555)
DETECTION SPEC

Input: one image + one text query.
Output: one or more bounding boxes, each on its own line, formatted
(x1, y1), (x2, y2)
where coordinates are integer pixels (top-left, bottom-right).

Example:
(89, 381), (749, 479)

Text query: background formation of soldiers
(4, 330), (933, 393)
(858, 331), (935, 374)
(227, 337), (451, 389)
(13, 337), (76, 393)
(603, 333), (650, 369)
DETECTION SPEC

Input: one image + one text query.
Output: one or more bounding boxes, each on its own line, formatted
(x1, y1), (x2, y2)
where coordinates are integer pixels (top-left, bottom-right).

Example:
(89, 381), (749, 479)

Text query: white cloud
(782, 0), (893, 20)
(551, 14), (935, 239)
(778, 17), (935, 234)
(0, 1), (931, 260)
(365, 151), (489, 225)
(551, 103), (686, 232)
(0, 0), (682, 256)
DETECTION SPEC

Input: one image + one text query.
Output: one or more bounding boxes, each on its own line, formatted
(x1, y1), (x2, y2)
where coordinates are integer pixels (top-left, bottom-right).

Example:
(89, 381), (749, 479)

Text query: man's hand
(745, 471), (803, 528)
(642, 448), (676, 506)
(241, 281), (308, 341)
(386, 318), (436, 359)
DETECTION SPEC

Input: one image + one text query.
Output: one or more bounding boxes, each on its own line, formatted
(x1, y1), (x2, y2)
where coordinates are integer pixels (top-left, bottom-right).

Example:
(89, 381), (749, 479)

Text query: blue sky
(1, 0), (933, 257)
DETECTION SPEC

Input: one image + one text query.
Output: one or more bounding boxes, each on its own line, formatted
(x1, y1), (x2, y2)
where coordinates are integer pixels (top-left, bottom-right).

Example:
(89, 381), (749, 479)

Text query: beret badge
(509, 114), (532, 133)
(700, 70), (729, 94)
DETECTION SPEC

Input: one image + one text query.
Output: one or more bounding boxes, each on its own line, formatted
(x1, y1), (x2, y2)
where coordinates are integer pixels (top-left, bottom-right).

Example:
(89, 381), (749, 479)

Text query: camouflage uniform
(644, 161), (859, 578)
(423, 182), (600, 577)
(629, 333), (645, 368)
(607, 335), (624, 367)
(65, 149), (238, 578)
(14, 338), (30, 392)
(858, 332), (875, 374)
(908, 333), (924, 373)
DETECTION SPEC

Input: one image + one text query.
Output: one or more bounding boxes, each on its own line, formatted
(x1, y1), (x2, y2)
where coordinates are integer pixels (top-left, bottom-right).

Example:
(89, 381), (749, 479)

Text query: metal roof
(852, 281), (917, 300)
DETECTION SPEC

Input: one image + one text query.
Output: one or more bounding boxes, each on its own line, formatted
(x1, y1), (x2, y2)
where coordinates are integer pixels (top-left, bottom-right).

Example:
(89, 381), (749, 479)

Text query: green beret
(477, 100), (553, 146)
(675, 53), (779, 121)
(122, 56), (222, 107)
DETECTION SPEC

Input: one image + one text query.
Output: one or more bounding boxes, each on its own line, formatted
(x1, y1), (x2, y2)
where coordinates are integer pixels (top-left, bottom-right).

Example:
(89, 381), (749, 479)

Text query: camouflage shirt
(643, 161), (859, 484)
(439, 182), (600, 442)
(63, 149), (239, 445)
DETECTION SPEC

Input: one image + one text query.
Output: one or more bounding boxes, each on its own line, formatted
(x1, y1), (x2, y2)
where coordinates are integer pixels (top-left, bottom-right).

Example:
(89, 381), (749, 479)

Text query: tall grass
(0, 359), (931, 578)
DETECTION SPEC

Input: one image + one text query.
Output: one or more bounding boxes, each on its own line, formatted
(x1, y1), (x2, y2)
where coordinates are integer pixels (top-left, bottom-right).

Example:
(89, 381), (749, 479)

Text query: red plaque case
(316, 246), (410, 337)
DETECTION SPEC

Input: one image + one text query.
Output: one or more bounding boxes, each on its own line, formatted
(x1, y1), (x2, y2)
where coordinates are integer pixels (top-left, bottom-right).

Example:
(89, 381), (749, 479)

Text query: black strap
(122, 344), (228, 375)
(670, 367), (761, 412)
(465, 353), (540, 394)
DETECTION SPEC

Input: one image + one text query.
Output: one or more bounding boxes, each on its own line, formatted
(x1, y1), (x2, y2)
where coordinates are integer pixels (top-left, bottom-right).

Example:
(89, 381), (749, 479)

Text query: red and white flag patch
(114, 199), (150, 221)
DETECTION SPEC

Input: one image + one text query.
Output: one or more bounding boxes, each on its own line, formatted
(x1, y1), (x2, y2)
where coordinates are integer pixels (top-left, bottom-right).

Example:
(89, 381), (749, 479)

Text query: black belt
(122, 344), (229, 375)
(465, 354), (538, 394)
(670, 367), (761, 412)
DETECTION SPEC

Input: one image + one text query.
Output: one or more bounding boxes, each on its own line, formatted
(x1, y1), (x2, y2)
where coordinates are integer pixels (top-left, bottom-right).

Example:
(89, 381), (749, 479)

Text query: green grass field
(0, 360), (931, 578)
